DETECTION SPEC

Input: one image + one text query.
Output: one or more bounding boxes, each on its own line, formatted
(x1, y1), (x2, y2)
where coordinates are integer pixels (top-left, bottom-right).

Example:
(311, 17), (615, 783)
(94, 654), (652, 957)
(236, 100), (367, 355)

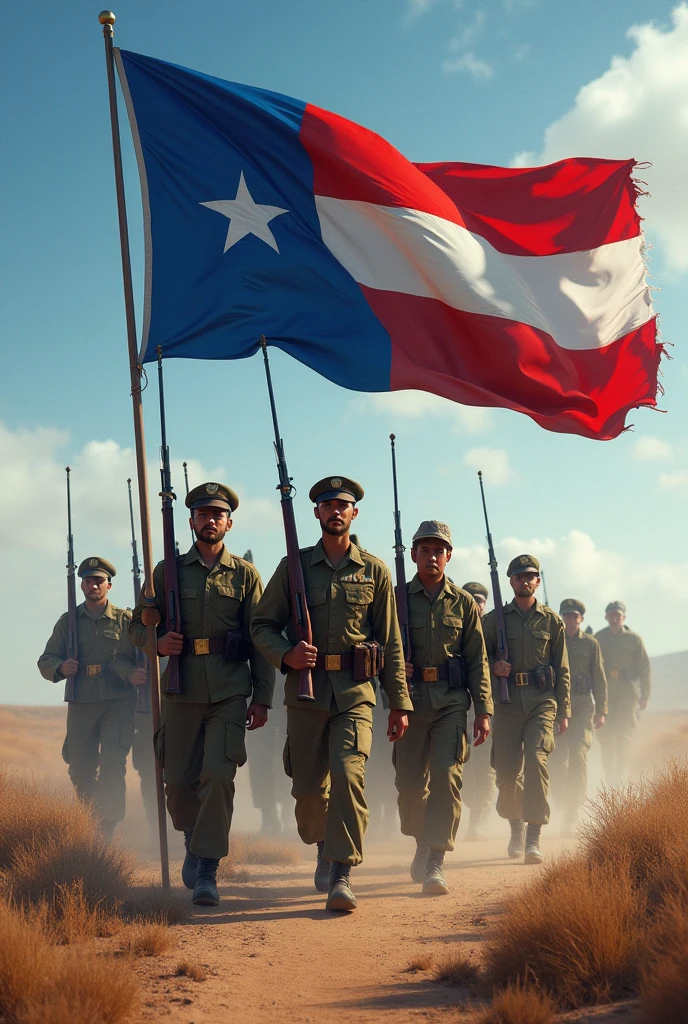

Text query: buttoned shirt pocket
(409, 612), (426, 649)
(532, 630), (550, 664)
(215, 582), (242, 629)
(180, 587), (199, 600)
(442, 614), (463, 648)
(102, 627), (122, 663)
(307, 587), (328, 607)
(344, 583), (374, 633)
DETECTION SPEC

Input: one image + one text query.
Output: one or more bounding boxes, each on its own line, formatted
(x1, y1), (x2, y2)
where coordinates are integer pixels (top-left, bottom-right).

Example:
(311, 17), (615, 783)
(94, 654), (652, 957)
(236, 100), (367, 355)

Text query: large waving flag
(116, 50), (661, 440)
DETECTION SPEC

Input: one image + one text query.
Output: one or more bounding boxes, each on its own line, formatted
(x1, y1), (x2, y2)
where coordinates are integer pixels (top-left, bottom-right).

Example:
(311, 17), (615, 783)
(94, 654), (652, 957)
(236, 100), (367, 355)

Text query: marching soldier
(251, 476), (412, 913)
(113, 629), (158, 830)
(482, 555), (570, 865)
(129, 482), (275, 907)
(395, 525), (492, 895)
(460, 581), (496, 840)
(38, 557), (136, 841)
(595, 601), (651, 783)
(549, 599), (607, 833)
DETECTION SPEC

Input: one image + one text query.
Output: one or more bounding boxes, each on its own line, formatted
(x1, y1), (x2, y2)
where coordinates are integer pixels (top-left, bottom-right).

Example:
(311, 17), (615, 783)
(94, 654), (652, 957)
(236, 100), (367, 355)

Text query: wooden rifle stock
(128, 478), (151, 713)
(65, 467), (77, 703)
(157, 349), (182, 694)
(478, 472), (511, 705)
(389, 435), (417, 701)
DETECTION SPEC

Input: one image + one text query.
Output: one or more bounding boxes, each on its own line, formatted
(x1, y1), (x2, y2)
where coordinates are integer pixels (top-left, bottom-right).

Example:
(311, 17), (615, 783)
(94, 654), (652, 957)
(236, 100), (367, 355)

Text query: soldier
(395, 524), (492, 895)
(129, 482), (275, 907)
(549, 599), (607, 833)
(482, 555), (570, 865)
(595, 601), (651, 783)
(460, 581), (496, 840)
(251, 476), (412, 913)
(38, 557), (136, 841)
(113, 628), (158, 830)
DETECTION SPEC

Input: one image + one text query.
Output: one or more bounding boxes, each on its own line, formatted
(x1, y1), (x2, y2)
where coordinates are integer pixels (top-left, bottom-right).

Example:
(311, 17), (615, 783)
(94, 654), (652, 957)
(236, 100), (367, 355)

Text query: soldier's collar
(184, 543), (235, 569)
(310, 538), (364, 568)
(409, 573), (451, 599)
(78, 600), (116, 619)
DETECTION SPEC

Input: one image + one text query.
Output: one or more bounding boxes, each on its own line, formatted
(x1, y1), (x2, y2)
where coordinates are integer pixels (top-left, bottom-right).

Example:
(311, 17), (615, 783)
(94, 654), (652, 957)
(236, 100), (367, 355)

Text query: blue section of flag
(116, 50), (391, 390)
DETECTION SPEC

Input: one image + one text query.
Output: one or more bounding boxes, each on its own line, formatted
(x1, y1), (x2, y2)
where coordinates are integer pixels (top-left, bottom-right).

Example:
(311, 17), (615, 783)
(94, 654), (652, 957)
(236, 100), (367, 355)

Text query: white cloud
(462, 447), (515, 484)
(442, 52), (494, 78)
(360, 389), (493, 434)
(659, 469), (688, 491)
(512, 5), (688, 272)
(513, 43), (531, 62)
(632, 436), (674, 462)
(447, 9), (486, 50)
(442, 10), (493, 78)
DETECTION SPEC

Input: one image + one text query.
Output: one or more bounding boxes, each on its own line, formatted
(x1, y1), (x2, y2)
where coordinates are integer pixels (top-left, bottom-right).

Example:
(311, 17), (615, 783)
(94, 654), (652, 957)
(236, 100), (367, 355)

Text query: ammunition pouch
(223, 628), (252, 663)
(573, 672), (593, 695)
(532, 664), (556, 691)
(352, 641), (385, 681)
(447, 654), (468, 690)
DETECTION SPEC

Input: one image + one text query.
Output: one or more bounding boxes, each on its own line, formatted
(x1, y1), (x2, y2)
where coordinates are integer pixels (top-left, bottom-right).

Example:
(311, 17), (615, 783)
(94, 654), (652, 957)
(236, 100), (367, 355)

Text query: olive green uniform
(461, 718), (496, 818)
(482, 601), (570, 825)
(113, 624), (157, 828)
(394, 577), (493, 851)
(251, 539), (412, 866)
(594, 626), (650, 782)
(38, 602), (136, 824)
(549, 630), (607, 818)
(129, 545), (275, 860)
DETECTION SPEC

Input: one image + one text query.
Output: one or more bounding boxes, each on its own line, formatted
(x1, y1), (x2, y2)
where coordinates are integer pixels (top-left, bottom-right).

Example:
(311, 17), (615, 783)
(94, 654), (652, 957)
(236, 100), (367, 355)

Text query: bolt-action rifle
(478, 472), (511, 705)
(157, 347), (182, 694)
(64, 467), (77, 703)
(389, 435), (418, 701)
(127, 477), (151, 712)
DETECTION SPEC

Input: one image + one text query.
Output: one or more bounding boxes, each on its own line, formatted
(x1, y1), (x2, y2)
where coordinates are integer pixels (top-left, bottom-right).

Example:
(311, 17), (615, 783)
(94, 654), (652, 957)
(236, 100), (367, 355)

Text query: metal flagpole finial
(98, 10), (116, 25)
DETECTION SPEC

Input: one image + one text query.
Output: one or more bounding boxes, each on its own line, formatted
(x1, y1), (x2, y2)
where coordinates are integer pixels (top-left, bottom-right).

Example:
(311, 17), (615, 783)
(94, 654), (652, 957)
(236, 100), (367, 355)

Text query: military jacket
(565, 630), (608, 716)
(129, 544), (274, 706)
(594, 626), (651, 704)
(38, 602), (135, 704)
(251, 539), (412, 713)
(482, 600), (571, 719)
(407, 575), (493, 716)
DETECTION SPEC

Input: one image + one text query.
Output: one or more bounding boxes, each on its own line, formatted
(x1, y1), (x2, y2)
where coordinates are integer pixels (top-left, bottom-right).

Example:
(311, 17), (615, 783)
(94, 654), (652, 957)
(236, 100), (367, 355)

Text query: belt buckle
(325, 655), (341, 672)
(86, 665), (101, 677)
(422, 667), (439, 683)
(194, 638), (210, 655)
(515, 672), (529, 687)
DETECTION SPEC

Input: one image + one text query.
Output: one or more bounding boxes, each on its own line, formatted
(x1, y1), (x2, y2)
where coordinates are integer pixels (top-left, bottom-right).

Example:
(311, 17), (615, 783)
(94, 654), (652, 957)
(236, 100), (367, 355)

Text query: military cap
(309, 476), (364, 504)
(506, 553), (540, 577)
(462, 581), (489, 600)
(411, 520), (453, 548)
(605, 600), (626, 614)
(185, 481), (239, 513)
(560, 598), (586, 616)
(78, 556), (116, 579)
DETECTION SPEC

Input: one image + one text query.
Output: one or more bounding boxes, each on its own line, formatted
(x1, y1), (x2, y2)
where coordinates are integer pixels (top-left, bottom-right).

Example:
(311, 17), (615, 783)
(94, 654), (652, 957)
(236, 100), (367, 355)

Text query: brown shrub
(176, 961), (208, 982)
(0, 900), (55, 1020)
(18, 950), (138, 1024)
(471, 981), (556, 1024)
(119, 920), (176, 958)
(639, 898), (688, 1024)
(49, 879), (120, 944)
(434, 953), (482, 989)
(405, 954), (434, 973)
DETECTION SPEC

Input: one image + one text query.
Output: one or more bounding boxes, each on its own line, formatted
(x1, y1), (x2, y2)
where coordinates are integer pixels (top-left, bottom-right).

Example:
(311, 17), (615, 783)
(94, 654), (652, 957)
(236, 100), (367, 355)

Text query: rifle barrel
(65, 467), (77, 703)
(157, 348), (182, 694)
(477, 471), (511, 705)
(389, 435), (416, 699)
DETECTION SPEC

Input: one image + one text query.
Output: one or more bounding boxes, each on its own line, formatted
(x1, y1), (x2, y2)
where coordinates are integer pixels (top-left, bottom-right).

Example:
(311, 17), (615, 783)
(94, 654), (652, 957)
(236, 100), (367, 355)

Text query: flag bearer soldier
(395, 525), (492, 895)
(549, 599), (607, 833)
(129, 483), (275, 907)
(38, 558), (136, 841)
(251, 476), (412, 913)
(460, 581), (497, 840)
(595, 601), (651, 783)
(482, 555), (570, 865)
(113, 629), (158, 830)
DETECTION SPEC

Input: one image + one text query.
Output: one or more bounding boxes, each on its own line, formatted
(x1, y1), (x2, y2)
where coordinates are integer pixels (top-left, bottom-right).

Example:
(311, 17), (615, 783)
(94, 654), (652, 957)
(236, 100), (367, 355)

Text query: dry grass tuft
(175, 960), (208, 982)
(119, 920), (176, 958)
(471, 981), (556, 1024)
(639, 900), (688, 1024)
(434, 953), (482, 989)
(49, 879), (120, 944)
(405, 954), (434, 973)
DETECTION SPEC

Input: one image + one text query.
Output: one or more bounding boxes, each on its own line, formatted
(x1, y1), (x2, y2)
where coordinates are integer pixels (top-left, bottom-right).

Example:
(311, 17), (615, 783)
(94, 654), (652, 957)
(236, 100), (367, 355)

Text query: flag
(116, 49), (661, 440)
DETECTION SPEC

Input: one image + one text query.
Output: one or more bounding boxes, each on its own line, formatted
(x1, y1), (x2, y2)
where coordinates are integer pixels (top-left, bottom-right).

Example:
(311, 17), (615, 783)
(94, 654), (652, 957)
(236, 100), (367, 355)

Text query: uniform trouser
(393, 705), (468, 852)
(63, 696), (136, 824)
(155, 695), (248, 860)
(490, 698), (557, 825)
(597, 702), (639, 783)
(548, 699), (593, 817)
(461, 718), (496, 814)
(247, 713), (284, 811)
(365, 698), (400, 832)
(131, 711), (157, 827)
(284, 701), (374, 866)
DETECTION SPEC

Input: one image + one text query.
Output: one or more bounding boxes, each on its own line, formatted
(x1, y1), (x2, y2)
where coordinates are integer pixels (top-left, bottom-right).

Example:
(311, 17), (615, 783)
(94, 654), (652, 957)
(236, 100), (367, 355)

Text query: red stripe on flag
(360, 288), (660, 440)
(416, 159), (642, 256)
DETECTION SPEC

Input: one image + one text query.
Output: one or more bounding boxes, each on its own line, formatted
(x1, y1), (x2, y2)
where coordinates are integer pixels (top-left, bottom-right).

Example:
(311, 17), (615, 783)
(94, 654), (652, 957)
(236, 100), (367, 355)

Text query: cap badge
(206, 483), (219, 494)
(330, 477), (342, 488)
(89, 558), (98, 567)
(520, 556), (529, 564)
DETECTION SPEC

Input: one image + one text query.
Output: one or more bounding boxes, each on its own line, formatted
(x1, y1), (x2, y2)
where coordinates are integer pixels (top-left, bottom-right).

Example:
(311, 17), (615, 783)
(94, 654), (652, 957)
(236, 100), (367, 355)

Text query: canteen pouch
(352, 641), (385, 681)
(533, 664), (556, 691)
(574, 672), (593, 695)
(447, 653), (467, 690)
(223, 628), (252, 663)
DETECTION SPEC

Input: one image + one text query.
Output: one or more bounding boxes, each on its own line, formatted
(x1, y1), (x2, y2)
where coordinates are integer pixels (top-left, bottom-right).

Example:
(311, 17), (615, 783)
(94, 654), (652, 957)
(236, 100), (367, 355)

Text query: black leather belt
(315, 652), (353, 671)
(182, 636), (226, 656)
(412, 665), (449, 683)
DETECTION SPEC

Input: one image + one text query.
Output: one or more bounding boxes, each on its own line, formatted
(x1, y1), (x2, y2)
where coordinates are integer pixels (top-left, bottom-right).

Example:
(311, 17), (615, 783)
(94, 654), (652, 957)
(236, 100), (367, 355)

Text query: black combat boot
(182, 831), (199, 890)
(192, 857), (220, 906)
(409, 840), (430, 883)
(524, 823), (543, 865)
(507, 819), (525, 859)
(314, 840), (331, 893)
(422, 849), (449, 896)
(326, 861), (357, 912)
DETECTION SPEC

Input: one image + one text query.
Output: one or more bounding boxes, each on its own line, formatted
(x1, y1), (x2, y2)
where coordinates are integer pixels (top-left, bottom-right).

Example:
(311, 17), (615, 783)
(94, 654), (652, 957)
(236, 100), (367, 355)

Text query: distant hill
(649, 650), (688, 711)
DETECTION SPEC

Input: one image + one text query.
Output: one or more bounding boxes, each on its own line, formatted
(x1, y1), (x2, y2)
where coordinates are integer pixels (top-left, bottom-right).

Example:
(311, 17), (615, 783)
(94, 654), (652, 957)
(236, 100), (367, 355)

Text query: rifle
(64, 467), (77, 703)
(478, 472), (511, 705)
(128, 477), (151, 713)
(540, 568), (550, 607)
(157, 347), (182, 694)
(260, 338), (314, 702)
(182, 461), (195, 546)
(389, 435), (418, 701)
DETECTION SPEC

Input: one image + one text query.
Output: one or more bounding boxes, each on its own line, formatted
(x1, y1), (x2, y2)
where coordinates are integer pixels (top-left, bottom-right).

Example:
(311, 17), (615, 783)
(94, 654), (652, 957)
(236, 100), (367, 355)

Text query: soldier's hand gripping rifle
(390, 435), (419, 701)
(127, 477), (151, 713)
(157, 347), (182, 694)
(64, 467), (77, 703)
(478, 471), (511, 705)
(261, 338), (314, 702)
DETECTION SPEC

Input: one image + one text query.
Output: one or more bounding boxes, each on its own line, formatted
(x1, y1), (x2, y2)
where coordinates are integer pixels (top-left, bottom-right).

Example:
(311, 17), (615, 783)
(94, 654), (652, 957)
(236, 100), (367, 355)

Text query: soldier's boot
(409, 840), (430, 883)
(466, 808), (486, 842)
(326, 862), (357, 912)
(314, 840), (331, 893)
(422, 849), (449, 896)
(524, 824), (544, 866)
(100, 821), (117, 843)
(182, 831), (199, 890)
(192, 857), (220, 907)
(507, 819), (525, 860)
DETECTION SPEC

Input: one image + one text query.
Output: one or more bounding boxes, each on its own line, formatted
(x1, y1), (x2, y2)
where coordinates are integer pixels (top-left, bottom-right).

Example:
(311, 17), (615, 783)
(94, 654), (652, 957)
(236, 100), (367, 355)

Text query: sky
(1, 0), (687, 706)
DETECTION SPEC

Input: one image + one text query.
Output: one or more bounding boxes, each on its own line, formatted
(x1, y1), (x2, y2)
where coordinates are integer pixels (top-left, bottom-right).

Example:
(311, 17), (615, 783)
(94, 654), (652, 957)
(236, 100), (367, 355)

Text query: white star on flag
(200, 172), (288, 253)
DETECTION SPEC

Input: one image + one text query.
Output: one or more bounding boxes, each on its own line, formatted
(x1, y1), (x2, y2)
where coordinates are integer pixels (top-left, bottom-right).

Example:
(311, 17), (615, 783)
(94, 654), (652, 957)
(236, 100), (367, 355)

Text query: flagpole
(99, 10), (170, 891)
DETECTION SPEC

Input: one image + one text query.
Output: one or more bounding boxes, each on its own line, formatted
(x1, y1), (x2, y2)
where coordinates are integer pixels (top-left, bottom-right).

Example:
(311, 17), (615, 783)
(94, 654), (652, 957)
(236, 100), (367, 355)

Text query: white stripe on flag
(315, 197), (653, 351)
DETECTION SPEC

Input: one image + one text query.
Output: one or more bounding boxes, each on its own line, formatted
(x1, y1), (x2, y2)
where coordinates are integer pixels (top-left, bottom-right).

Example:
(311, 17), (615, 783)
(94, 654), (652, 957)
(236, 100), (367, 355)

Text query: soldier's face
(562, 611), (582, 636)
(473, 595), (487, 617)
(411, 541), (451, 583)
(315, 499), (358, 535)
(606, 610), (625, 632)
(191, 507), (232, 544)
(510, 571), (540, 598)
(81, 576), (111, 602)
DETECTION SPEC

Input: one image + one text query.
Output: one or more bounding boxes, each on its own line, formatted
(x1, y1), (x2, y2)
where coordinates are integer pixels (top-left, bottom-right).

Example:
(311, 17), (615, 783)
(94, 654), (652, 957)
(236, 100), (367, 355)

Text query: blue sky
(1, 1), (686, 705)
